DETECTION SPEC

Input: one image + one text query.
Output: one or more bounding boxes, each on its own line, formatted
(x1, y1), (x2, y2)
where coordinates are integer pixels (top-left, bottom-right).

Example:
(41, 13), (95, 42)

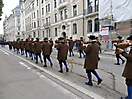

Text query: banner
(100, 27), (109, 38)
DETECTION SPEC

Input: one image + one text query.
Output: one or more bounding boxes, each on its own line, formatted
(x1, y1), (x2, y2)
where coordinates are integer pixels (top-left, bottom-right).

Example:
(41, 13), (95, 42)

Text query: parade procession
(1, 0), (132, 99)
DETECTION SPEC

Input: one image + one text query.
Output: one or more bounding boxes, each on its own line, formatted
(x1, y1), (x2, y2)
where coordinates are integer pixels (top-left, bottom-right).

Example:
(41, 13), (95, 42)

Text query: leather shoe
(58, 70), (63, 73)
(115, 63), (120, 65)
(44, 65), (47, 67)
(122, 61), (125, 64)
(120, 96), (127, 99)
(98, 79), (103, 85)
(66, 68), (69, 72)
(85, 82), (93, 86)
(50, 63), (53, 67)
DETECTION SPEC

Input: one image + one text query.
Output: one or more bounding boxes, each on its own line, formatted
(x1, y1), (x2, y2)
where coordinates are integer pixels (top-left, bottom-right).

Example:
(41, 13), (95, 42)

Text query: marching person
(56, 37), (69, 73)
(67, 37), (74, 57)
(77, 37), (85, 58)
(34, 37), (43, 64)
(24, 38), (30, 58)
(20, 39), (24, 55)
(84, 35), (102, 86)
(118, 35), (132, 99)
(112, 36), (125, 65)
(42, 37), (53, 67)
(29, 38), (35, 60)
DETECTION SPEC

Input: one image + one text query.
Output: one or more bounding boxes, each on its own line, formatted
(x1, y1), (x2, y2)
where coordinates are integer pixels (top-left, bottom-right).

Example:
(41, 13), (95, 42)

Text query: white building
(3, 4), (22, 41)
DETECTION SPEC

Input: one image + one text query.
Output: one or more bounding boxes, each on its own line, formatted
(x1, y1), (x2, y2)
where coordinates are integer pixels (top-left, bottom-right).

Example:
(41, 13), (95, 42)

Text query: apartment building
(3, 5), (22, 41)
(20, 0), (99, 41)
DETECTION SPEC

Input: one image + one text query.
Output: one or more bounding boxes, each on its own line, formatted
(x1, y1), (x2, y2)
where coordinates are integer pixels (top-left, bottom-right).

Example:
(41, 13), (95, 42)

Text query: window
(38, 31), (40, 37)
(37, 21), (39, 27)
(37, 0), (38, 6)
(60, 10), (63, 20)
(15, 10), (20, 14)
(48, 4), (50, 12)
(46, 5), (48, 13)
(43, 31), (45, 37)
(41, 0), (43, 3)
(32, 3), (34, 10)
(73, 23), (77, 34)
(42, 8), (44, 15)
(18, 27), (20, 30)
(18, 20), (20, 24)
(64, 9), (68, 19)
(87, 20), (92, 32)
(49, 29), (50, 37)
(73, 5), (77, 16)
(87, 0), (93, 13)
(95, 0), (99, 12)
(54, 0), (57, 8)
(54, 13), (57, 22)
(55, 28), (57, 36)
(34, 32), (36, 38)
(34, 22), (36, 28)
(34, 12), (35, 18)
(46, 30), (48, 37)
(18, 32), (20, 35)
(37, 10), (39, 17)
(94, 18), (99, 32)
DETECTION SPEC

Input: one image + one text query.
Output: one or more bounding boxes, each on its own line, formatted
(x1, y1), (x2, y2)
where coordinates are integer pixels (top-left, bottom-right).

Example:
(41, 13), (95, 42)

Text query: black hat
(127, 35), (132, 40)
(117, 36), (122, 39)
(36, 37), (39, 41)
(31, 38), (34, 41)
(58, 37), (64, 40)
(88, 35), (96, 40)
(43, 37), (48, 41)
(70, 37), (72, 39)
(80, 37), (83, 40)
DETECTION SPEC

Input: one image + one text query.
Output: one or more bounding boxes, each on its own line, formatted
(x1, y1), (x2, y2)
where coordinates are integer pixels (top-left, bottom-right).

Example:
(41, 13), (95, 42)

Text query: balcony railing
(58, 0), (68, 9)
(84, 6), (99, 15)
(43, 23), (50, 28)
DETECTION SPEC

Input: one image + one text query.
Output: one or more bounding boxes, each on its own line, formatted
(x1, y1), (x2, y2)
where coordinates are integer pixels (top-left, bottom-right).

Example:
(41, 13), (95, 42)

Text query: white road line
(15, 55), (105, 99)
(19, 62), (30, 69)
(1, 48), (13, 55)
(0, 49), (10, 55)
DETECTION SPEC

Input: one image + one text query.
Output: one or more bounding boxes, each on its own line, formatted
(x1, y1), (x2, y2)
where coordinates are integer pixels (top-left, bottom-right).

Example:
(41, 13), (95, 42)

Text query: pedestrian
(24, 38), (30, 58)
(117, 35), (132, 99)
(84, 35), (102, 86)
(42, 37), (53, 67)
(67, 37), (74, 57)
(34, 37), (43, 64)
(29, 38), (35, 60)
(112, 36), (125, 65)
(56, 37), (69, 73)
(77, 37), (85, 58)
(20, 39), (24, 55)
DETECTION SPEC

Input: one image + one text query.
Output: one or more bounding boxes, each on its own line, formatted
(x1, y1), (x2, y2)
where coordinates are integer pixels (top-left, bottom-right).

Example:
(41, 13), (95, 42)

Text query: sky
(0, 0), (19, 34)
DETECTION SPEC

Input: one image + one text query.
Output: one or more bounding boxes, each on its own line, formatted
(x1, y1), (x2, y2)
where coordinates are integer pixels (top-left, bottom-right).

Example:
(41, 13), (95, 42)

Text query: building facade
(3, 5), (22, 41)
(20, 0), (99, 41)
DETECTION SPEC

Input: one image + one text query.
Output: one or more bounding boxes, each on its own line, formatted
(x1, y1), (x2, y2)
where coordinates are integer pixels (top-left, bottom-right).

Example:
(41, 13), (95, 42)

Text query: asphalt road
(0, 46), (127, 99)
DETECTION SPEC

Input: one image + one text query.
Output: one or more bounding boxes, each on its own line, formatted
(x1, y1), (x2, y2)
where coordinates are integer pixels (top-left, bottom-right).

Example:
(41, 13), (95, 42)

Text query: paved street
(0, 45), (127, 99)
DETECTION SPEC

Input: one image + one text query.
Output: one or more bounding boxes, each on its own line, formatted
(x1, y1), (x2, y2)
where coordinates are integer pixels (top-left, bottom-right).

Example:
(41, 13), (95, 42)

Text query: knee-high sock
(36, 55), (38, 62)
(127, 86), (132, 99)
(39, 54), (42, 60)
(116, 57), (120, 64)
(63, 61), (68, 69)
(119, 56), (125, 62)
(59, 63), (63, 71)
(92, 70), (101, 80)
(87, 73), (92, 84)
(44, 57), (46, 65)
(47, 58), (52, 64)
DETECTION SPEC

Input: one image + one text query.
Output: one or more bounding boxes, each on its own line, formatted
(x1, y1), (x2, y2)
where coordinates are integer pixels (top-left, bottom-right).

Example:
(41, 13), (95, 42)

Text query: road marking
(0, 49), (9, 55)
(1, 48), (13, 55)
(15, 55), (105, 99)
(19, 62), (31, 70)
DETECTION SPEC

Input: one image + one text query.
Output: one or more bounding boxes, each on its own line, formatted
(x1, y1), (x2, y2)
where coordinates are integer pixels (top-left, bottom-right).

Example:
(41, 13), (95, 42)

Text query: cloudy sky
(0, 0), (19, 34)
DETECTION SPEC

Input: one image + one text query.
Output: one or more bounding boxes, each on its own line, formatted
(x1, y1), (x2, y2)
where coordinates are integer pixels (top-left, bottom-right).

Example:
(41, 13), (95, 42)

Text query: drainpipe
(83, 0), (84, 37)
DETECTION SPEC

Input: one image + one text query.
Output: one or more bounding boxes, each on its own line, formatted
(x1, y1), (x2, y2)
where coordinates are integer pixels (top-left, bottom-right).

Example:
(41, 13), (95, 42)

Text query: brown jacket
(24, 41), (30, 51)
(42, 41), (52, 55)
(84, 42), (99, 70)
(121, 49), (132, 79)
(34, 41), (41, 54)
(68, 40), (74, 50)
(29, 41), (34, 52)
(56, 42), (68, 60)
(20, 41), (25, 49)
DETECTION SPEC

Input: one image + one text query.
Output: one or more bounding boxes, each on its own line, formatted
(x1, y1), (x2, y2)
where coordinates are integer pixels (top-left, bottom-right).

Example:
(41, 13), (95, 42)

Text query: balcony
(43, 23), (50, 29)
(58, 0), (68, 10)
(84, 6), (99, 17)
